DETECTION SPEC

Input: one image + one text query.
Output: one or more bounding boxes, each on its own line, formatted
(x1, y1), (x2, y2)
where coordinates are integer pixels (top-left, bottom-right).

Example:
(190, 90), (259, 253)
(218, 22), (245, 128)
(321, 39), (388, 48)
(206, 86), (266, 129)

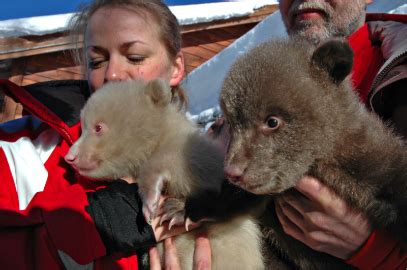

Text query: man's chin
(291, 14), (327, 29)
(290, 26), (330, 44)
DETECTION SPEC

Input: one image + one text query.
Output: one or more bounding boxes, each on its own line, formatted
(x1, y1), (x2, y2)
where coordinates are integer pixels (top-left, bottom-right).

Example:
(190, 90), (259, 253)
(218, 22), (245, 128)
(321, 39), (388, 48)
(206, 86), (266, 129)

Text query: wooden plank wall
(1, 23), (256, 86)
(0, 5), (278, 122)
(0, 5), (278, 86)
(0, 23), (258, 122)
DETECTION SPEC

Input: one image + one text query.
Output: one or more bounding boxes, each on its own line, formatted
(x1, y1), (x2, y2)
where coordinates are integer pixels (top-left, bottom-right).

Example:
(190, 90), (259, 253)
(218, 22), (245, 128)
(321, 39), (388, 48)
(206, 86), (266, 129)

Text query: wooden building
(0, 4), (278, 122)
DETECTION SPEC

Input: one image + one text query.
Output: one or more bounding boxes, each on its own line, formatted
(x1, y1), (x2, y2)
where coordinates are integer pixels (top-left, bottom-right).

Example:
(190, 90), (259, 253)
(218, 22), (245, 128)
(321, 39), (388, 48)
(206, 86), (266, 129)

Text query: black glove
(86, 180), (156, 255)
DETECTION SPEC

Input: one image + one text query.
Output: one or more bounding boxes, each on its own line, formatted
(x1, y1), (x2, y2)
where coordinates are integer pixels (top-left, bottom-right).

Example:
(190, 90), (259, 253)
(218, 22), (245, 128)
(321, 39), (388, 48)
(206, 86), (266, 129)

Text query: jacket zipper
(370, 49), (407, 94)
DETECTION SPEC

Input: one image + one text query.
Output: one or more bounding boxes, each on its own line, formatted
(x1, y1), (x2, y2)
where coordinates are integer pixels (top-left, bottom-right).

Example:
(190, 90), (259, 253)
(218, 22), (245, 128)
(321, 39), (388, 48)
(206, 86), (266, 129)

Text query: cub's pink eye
(95, 124), (103, 133)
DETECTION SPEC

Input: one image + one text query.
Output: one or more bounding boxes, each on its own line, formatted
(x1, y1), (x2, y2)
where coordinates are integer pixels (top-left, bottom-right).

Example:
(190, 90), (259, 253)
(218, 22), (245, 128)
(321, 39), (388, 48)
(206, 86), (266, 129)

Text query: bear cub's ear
(311, 40), (354, 85)
(145, 79), (172, 107)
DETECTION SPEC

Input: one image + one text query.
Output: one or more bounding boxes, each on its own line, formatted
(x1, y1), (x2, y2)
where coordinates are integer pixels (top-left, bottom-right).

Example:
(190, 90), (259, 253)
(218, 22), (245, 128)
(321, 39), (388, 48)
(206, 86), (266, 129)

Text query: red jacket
(345, 13), (407, 270)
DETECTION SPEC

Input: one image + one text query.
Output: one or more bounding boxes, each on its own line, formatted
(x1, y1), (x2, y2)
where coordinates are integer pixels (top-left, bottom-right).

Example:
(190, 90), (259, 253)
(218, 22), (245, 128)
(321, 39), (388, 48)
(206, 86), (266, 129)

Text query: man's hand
(275, 176), (372, 259)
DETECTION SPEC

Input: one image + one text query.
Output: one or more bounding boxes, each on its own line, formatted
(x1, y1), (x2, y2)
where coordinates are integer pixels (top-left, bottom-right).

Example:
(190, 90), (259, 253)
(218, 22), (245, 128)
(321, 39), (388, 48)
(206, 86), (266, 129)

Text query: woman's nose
(104, 60), (127, 82)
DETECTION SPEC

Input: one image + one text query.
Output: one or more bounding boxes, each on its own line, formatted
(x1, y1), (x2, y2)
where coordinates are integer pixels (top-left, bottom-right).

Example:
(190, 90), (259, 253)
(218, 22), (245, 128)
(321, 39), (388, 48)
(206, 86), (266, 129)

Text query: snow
(174, 0), (278, 25)
(0, 1), (278, 38)
(366, 0), (407, 13)
(0, 14), (72, 38)
(389, 4), (407, 15)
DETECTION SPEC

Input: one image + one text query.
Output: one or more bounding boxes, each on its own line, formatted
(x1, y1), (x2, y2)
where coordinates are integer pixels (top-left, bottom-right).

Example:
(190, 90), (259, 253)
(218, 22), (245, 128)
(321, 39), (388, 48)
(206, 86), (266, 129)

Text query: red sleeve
(0, 184), (106, 269)
(346, 229), (407, 270)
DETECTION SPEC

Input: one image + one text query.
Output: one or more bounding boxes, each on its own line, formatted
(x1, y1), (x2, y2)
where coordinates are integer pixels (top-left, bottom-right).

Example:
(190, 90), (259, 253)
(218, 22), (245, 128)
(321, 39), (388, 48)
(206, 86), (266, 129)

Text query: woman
(0, 0), (209, 269)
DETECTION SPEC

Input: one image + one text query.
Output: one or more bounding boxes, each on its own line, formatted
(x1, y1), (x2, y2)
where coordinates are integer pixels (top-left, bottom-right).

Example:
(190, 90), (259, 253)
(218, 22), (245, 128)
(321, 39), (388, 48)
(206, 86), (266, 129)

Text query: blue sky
(0, 0), (225, 21)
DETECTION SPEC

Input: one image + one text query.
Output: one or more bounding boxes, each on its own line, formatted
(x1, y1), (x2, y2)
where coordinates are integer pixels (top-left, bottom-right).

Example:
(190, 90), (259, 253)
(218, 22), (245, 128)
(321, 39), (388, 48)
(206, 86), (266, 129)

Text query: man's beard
(288, 19), (334, 45)
(287, 1), (364, 45)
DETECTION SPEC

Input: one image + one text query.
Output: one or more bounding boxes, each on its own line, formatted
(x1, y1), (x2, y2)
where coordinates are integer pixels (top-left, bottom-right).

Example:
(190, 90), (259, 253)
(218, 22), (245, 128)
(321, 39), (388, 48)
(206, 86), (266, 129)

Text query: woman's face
(85, 6), (184, 92)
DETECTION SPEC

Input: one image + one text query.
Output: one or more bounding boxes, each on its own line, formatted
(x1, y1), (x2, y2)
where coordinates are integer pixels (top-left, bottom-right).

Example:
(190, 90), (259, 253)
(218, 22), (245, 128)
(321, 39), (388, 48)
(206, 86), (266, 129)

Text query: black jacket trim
(24, 80), (91, 127)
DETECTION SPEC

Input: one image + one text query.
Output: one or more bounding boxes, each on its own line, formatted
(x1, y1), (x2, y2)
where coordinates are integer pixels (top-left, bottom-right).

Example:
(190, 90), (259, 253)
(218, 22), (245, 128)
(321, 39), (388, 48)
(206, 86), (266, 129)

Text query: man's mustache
(288, 1), (334, 21)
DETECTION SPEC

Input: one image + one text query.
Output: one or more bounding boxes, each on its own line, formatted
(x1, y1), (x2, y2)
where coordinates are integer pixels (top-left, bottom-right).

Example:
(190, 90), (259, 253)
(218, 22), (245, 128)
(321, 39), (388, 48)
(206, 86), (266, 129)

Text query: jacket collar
(0, 79), (90, 144)
(367, 15), (407, 84)
(365, 14), (407, 111)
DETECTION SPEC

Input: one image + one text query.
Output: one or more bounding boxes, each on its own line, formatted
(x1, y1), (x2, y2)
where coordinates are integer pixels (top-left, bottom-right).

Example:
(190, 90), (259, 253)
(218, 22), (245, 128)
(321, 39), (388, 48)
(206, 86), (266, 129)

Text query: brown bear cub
(64, 79), (264, 270)
(218, 39), (407, 269)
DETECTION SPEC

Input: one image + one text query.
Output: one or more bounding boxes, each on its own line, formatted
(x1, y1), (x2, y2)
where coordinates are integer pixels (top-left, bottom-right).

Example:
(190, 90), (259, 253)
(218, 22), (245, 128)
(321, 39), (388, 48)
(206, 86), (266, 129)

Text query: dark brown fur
(220, 39), (407, 269)
(65, 79), (264, 270)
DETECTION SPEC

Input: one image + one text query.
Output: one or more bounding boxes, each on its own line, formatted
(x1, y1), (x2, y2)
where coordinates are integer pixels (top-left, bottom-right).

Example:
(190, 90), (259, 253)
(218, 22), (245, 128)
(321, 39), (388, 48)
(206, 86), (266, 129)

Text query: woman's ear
(169, 52), (185, 87)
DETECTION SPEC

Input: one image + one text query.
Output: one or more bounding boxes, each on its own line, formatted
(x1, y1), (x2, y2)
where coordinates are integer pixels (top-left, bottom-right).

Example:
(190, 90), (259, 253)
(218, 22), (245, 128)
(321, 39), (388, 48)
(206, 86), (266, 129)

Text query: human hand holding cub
(275, 176), (372, 260)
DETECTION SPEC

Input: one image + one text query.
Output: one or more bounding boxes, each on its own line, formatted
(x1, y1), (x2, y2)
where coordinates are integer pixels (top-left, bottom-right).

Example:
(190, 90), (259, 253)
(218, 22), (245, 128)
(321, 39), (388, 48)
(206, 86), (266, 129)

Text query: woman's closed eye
(128, 55), (146, 64)
(88, 58), (106, 69)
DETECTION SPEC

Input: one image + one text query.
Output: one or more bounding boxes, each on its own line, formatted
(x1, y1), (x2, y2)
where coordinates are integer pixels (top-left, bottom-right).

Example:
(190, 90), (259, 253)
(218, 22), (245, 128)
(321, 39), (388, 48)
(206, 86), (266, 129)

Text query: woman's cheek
(133, 66), (168, 82)
(87, 71), (103, 92)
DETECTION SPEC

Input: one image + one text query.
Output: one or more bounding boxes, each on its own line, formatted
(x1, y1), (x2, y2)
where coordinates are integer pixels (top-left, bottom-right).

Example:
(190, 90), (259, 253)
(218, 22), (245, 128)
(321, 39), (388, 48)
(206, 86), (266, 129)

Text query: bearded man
(274, 1), (407, 269)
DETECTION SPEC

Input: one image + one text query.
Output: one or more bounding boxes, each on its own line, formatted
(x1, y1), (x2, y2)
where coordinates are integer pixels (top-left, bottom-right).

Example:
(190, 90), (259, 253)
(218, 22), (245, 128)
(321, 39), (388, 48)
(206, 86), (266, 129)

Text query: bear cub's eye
(266, 116), (280, 129)
(95, 124), (103, 133)
(93, 122), (108, 135)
